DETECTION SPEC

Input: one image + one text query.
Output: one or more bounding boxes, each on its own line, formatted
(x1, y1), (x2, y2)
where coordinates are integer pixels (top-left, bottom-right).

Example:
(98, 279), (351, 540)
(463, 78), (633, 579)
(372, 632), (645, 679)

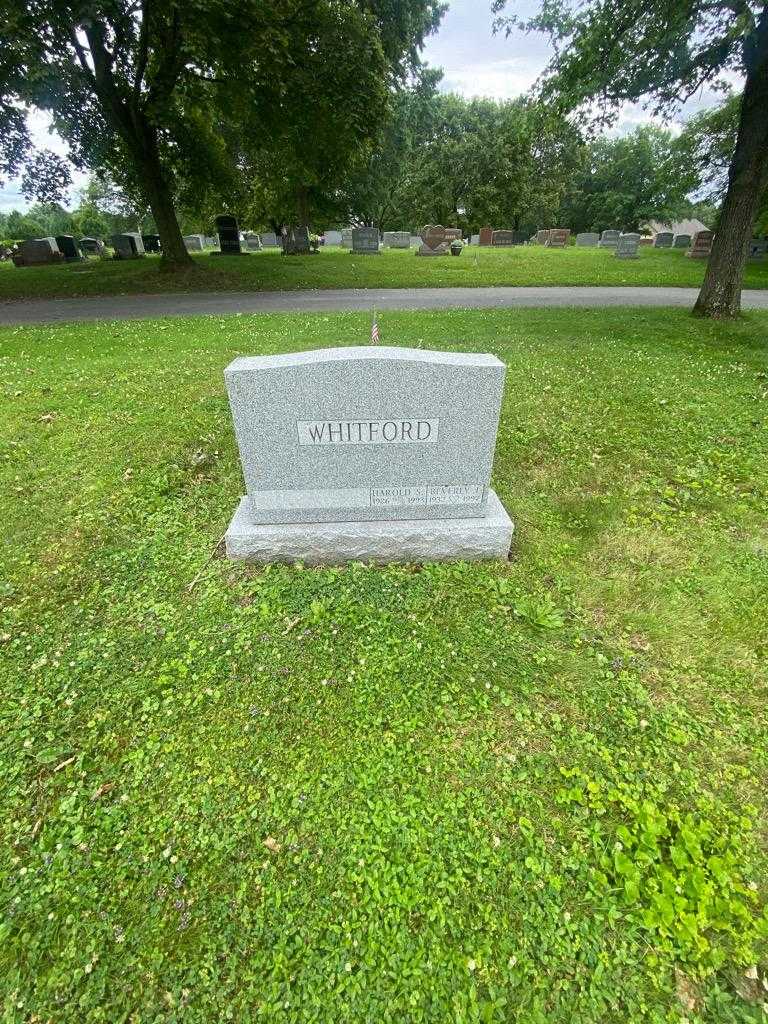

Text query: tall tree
(561, 125), (698, 233)
(2, 1), (443, 269)
(493, 0), (768, 318)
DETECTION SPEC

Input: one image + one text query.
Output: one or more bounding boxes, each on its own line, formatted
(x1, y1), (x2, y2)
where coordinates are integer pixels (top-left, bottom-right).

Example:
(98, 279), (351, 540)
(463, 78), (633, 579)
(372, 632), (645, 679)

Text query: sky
(1, 0), (736, 214)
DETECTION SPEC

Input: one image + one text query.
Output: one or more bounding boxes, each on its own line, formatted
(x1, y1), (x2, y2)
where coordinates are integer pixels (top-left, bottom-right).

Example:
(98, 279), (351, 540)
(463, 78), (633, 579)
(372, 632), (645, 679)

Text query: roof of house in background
(645, 218), (710, 236)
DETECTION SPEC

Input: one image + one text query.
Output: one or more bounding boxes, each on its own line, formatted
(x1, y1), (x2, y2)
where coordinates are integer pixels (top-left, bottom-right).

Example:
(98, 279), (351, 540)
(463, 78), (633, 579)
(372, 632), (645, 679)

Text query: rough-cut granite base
(226, 489), (513, 565)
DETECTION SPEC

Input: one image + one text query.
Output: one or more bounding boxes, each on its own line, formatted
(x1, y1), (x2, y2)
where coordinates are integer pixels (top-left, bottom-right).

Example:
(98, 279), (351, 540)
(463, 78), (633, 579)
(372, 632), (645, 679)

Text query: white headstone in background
(224, 346), (513, 564)
(324, 230), (343, 246)
(383, 231), (410, 248)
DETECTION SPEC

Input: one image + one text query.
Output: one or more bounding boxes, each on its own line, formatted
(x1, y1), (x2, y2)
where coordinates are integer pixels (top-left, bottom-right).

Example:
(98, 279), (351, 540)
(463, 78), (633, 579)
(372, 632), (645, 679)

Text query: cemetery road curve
(2, 286), (768, 325)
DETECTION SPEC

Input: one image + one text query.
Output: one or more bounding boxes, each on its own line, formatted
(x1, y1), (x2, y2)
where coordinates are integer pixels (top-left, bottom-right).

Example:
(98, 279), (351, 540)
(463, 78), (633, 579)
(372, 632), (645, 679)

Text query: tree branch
(134, 0), (150, 102)
(69, 27), (96, 87)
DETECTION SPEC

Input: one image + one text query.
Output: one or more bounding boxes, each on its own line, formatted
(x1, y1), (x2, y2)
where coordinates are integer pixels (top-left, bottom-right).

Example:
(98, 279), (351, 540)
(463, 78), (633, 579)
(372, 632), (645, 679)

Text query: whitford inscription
(297, 418), (438, 445)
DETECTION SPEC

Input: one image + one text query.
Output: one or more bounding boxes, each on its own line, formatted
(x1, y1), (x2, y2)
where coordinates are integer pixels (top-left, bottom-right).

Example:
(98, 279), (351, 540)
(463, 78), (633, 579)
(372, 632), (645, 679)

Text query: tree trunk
(693, 11), (768, 318)
(296, 185), (310, 231)
(135, 132), (193, 269)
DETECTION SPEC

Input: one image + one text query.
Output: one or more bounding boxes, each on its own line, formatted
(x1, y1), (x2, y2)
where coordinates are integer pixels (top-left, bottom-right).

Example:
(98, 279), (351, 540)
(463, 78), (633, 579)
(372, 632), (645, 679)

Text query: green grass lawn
(2, 244), (768, 301)
(1, 308), (767, 1022)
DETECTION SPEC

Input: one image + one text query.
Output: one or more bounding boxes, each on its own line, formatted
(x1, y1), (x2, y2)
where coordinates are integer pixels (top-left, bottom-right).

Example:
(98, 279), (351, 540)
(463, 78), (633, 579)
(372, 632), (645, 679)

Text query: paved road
(3, 286), (768, 325)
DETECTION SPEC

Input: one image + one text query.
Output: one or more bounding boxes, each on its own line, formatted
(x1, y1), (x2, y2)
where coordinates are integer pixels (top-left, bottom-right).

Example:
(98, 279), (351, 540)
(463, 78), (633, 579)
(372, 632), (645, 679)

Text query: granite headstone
(654, 231), (673, 248)
(352, 227), (380, 254)
(79, 237), (105, 257)
(686, 230), (713, 259)
(673, 233), (691, 249)
(324, 230), (343, 246)
(111, 233), (145, 259)
(416, 224), (451, 257)
(224, 346), (513, 564)
(282, 226), (311, 255)
(382, 231), (410, 248)
(55, 235), (84, 262)
(546, 229), (570, 248)
(478, 226), (493, 246)
(615, 232), (640, 259)
(576, 232), (599, 247)
(215, 215), (244, 255)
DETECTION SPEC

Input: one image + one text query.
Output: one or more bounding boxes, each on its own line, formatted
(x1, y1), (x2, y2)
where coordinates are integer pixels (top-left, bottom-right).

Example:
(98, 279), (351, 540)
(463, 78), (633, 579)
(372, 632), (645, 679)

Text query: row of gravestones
(12, 222), (766, 267)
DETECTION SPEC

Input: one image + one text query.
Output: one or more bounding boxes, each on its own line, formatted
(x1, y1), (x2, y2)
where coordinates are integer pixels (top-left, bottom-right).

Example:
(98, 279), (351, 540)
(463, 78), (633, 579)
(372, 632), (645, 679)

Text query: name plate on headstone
(224, 346), (506, 525)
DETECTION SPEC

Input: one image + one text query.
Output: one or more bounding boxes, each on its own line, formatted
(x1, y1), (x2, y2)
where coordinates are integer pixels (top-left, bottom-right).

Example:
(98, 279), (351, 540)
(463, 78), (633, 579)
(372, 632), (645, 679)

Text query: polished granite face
(224, 346), (506, 526)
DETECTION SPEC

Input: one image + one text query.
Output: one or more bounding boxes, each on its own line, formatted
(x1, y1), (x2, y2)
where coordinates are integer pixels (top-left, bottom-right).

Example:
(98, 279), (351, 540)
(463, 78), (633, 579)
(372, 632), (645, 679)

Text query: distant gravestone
(111, 233), (145, 259)
(444, 228), (462, 242)
(654, 232), (674, 248)
(11, 238), (63, 267)
(546, 229), (570, 248)
(382, 231), (410, 249)
(491, 230), (516, 246)
(341, 228), (354, 248)
(245, 235), (262, 251)
(638, 237), (654, 246)
(410, 235), (421, 248)
(615, 232), (640, 259)
(324, 230), (343, 246)
(261, 232), (279, 248)
(479, 226), (493, 246)
(224, 346), (513, 564)
(215, 215), (244, 255)
(416, 224), (451, 257)
(470, 233), (480, 245)
(55, 235), (84, 262)
(686, 230), (713, 259)
(141, 234), (161, 253)
(576, 232), (599, 247)
(79, 237), (104, 257)
(282, 226), (311, 255)
(598, 229), (620, 248)
(673, 233), (691, 249)
(183, 234), (204, 251)
(535, 229), (550, 245)
(352, 227), (380, 254)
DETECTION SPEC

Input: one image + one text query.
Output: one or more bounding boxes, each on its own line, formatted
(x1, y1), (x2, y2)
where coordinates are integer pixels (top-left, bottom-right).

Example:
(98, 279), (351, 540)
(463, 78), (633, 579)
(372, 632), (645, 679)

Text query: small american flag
(371, 308), (380, 345)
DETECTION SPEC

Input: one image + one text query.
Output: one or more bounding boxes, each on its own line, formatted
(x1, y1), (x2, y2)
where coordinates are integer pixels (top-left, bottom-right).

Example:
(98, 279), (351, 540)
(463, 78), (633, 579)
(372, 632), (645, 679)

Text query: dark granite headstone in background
(282, 226), (311, 255)
(215, 215), (245, 255)
(142, 234), (162, 253)
(55, 235), (84, 262)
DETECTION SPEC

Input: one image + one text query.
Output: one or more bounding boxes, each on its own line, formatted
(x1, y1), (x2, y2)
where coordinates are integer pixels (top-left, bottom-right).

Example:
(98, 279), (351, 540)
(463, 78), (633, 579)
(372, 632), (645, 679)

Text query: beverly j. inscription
(297, 418), (438, 445)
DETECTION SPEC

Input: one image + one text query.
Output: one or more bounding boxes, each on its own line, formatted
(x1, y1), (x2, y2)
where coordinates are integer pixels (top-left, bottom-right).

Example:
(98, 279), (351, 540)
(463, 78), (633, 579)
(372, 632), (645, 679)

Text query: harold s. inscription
(297, 418), (438, 445)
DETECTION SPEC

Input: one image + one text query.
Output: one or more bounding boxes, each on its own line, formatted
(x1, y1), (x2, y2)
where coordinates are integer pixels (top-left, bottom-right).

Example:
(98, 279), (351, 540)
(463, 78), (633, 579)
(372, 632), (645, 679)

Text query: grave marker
(215, 215), (244, 255)
(653, 231), (673, 247)
(111, 233), (145, 259)
(382, 231), (410, 248)
(615, 232), (640, 259)
(576, 232), (599, 247)
(416, 224), (451, 257)
(224, 346), (513, 564)
(686, 230), (713, 259)
(352, 227), (380, 254)
(546, 229), (570, 248)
